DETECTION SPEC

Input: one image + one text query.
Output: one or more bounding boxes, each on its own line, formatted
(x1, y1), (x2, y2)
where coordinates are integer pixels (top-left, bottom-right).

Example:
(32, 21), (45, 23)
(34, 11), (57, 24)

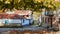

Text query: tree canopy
(0, 0), (60, 11)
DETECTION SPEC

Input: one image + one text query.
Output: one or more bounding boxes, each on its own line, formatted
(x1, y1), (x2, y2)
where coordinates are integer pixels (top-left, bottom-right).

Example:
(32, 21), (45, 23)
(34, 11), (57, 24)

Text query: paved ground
(55, 31), (60, 34)
(0, 23), (60, 34)
(0, 25), (60, 34)
(0, 25), (47, 32)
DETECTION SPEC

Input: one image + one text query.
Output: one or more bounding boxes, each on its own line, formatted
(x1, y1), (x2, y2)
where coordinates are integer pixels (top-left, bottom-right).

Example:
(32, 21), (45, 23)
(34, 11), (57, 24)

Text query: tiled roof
(0, 10), (32, 19)
(14, 10), (32, 15)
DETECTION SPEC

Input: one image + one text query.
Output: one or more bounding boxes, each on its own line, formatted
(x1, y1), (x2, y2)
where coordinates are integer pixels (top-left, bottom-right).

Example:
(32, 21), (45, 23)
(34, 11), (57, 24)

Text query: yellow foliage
(5, 0), (11, 4)
(33, 11), (40, 20)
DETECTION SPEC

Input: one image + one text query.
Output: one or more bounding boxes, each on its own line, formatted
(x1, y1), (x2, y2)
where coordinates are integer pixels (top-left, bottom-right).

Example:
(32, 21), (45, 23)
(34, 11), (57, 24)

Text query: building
(0, 10), (33, 26)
